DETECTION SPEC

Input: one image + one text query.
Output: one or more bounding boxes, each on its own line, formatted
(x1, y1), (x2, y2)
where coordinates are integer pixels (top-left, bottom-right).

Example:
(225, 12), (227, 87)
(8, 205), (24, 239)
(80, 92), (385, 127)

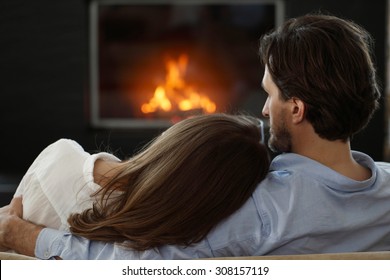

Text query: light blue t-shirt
(35, 151), (390, 259)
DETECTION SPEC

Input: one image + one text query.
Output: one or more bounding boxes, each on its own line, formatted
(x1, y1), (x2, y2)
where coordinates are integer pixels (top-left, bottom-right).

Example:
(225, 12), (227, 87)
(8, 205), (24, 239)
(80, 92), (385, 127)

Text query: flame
(141, 54), (216, 115)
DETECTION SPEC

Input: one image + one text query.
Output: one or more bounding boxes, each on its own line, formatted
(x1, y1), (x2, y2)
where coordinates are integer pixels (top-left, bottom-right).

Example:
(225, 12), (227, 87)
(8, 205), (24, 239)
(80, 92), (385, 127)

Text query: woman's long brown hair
(68, 114), (270, 250)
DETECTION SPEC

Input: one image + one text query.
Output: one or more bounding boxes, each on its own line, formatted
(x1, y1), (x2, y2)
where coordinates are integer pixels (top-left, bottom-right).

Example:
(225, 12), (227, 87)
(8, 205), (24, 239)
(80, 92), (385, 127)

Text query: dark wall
(0, 0), (387, 176)
(1, 0), (88, 173)
(0, 0), (163, 176)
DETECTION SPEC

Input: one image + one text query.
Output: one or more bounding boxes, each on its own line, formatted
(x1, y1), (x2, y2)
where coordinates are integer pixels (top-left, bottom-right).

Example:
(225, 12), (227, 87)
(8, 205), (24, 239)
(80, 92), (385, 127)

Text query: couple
(1, 13), (390, 259)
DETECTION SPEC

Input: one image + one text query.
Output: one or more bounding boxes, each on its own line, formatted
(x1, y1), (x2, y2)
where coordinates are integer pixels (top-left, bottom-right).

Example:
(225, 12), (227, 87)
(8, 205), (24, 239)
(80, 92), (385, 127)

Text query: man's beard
(268, 114), (292, 153)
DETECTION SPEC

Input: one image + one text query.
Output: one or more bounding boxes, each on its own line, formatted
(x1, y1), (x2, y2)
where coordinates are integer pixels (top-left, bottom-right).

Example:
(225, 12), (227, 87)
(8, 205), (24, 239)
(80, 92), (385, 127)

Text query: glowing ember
(141, 54), (216, 116)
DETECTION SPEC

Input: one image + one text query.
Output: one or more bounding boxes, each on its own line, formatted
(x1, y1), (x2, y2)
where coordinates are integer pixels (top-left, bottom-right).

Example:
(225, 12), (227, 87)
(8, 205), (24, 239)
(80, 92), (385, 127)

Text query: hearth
(89, 0), (284, 128)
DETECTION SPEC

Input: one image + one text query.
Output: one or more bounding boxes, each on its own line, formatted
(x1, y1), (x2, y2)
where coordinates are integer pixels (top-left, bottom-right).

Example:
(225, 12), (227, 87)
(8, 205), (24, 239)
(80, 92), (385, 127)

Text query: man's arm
(0, 197), (213, 260)
(0, 196), (43, 257)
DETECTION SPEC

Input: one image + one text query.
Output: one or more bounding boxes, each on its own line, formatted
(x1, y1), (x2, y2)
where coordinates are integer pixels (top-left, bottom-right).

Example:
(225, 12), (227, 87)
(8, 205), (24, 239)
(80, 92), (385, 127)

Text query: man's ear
(289, 97), (306, 124)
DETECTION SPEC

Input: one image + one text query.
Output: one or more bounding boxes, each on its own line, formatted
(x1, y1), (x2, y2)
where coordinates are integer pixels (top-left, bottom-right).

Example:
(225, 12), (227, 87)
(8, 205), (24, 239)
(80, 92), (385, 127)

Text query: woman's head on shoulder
(69, 113), (270, 250)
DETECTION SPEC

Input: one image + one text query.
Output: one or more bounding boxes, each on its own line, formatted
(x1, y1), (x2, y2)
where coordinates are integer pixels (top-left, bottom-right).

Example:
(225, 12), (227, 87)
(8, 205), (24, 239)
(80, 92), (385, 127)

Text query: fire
(141, 54), (216, 116)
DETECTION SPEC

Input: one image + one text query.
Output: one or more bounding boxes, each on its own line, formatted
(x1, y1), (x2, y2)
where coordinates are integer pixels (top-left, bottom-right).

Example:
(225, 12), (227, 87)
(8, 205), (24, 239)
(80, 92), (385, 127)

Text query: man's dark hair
(259, 14), (381, 141)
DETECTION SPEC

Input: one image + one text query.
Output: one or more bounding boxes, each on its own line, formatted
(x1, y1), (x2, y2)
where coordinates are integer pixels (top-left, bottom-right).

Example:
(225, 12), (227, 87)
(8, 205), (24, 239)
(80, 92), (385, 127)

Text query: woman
(14, 113), (269, 251)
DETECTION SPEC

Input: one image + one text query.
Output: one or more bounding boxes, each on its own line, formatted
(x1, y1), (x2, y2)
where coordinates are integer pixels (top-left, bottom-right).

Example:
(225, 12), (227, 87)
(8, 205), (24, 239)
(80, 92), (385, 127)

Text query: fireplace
(89, 0), (285, 128)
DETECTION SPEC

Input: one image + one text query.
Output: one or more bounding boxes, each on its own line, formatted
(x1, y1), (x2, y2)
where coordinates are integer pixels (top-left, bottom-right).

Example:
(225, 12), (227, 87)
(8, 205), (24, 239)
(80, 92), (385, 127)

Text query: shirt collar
(269, 151), (377, 192)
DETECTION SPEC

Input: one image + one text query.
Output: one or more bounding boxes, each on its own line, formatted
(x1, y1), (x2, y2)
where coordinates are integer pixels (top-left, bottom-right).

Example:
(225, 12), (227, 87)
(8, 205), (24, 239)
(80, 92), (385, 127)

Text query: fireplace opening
(89, 0), (285, 128)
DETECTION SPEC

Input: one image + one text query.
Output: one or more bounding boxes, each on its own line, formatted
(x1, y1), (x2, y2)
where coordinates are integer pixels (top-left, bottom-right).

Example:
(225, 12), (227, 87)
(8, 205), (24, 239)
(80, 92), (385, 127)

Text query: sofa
(1, 251), (390, 260)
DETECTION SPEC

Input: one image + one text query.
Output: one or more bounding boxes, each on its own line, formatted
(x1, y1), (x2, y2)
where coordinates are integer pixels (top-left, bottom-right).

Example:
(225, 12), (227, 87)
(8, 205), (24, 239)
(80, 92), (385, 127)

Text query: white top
(14, 139), (120, 231)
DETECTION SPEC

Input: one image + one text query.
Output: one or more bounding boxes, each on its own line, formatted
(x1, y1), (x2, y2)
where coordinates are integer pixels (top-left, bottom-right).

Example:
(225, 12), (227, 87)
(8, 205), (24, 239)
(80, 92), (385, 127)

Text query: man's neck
(292, 133), (371, 181)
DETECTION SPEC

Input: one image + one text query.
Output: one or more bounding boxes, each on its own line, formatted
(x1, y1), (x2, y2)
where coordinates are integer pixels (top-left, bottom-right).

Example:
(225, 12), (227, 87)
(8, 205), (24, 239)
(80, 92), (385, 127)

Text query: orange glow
(141, 54), (216, 115)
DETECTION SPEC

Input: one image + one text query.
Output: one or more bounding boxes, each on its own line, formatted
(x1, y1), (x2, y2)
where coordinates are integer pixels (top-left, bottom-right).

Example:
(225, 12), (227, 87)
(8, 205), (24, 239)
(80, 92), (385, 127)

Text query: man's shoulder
(375, 161), (390, 168)
(352, 151), (390, 174)
(374, 161), (390, 176)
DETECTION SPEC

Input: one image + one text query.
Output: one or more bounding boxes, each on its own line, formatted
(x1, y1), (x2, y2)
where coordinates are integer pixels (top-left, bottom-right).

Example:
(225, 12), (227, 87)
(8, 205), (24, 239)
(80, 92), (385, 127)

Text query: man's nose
(262, 99), (269, 118)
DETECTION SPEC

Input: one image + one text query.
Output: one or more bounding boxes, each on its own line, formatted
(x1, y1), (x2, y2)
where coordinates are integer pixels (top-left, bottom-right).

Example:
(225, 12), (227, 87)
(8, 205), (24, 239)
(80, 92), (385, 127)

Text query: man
(1, 13), (390, 259)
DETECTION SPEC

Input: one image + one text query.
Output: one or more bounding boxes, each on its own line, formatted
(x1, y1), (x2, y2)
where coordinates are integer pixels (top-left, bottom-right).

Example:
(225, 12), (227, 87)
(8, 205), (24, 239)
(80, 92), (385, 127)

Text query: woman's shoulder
(34, 139), (87, 164)
(42, 138), (86, 156)
(48, 138), (83, 151)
